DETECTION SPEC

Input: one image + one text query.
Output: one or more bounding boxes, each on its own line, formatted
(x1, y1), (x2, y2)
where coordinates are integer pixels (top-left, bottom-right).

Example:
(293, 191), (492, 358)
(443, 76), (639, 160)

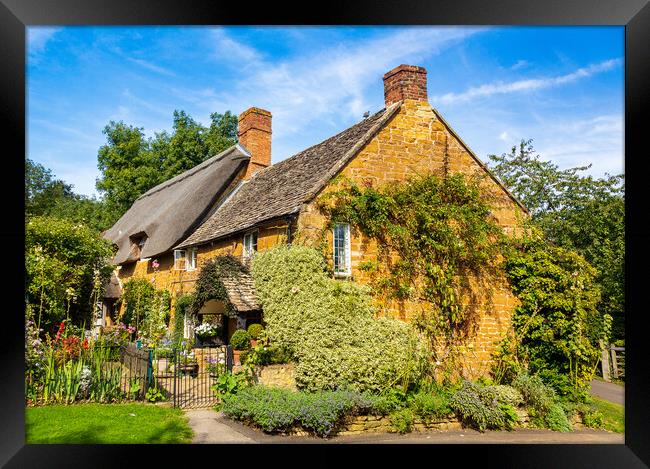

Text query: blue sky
(27, 26), (624, 197)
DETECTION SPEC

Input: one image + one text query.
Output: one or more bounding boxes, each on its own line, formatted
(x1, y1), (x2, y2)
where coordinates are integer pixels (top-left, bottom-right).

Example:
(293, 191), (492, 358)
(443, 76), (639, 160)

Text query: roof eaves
(430, 107), (530, 215)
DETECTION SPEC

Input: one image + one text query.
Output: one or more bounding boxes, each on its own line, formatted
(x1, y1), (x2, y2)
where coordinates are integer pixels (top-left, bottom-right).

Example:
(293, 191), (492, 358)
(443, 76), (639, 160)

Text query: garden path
(184, 409), (256, 444)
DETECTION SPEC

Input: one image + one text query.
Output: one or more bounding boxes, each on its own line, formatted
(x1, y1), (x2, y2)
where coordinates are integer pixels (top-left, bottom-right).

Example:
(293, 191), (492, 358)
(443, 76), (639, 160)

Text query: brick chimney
(383, 64), (428, 107)
(238, 107), (272, 179)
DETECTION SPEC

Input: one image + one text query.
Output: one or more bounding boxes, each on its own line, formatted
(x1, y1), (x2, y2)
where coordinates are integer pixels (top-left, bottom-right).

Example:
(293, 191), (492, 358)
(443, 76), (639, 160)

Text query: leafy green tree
(26, 158), (74, 216)
(503, 230), (612, 400)
(26, 158), (114, 232)
(25, 216), (115, 334)
(488, 139), (624, 340)
(97, 110), (238, 219)
(96, 122), (160, 219)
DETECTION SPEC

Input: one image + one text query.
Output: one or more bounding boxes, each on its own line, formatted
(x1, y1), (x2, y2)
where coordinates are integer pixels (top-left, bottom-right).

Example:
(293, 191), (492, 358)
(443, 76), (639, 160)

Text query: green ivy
(190, 255), (248, 317)
(319, 173), (507, 373)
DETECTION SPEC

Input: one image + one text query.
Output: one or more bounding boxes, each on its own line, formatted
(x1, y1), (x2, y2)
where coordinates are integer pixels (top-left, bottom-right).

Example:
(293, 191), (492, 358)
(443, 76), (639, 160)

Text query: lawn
(26, 403), (194, 444)
(591, 397), (625, 433)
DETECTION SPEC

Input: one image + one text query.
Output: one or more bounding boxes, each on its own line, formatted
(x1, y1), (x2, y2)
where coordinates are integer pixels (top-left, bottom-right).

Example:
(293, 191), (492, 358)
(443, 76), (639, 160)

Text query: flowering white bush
(195, 323), (219, 338)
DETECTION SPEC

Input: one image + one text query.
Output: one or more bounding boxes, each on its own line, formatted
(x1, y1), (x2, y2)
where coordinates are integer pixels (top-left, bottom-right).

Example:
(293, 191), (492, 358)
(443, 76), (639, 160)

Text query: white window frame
(242, 230), (258, 259)
(173, 249), (186, 270)
(186, 248), (197, 271)
(333, 223), (351, 277)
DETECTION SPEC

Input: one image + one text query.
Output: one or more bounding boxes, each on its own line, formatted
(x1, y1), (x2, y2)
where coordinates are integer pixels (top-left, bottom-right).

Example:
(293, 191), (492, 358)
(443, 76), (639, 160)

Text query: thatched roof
(104, 145), (251, 265)
(177, 103), (401, 248)
(103, 272), (122, 299)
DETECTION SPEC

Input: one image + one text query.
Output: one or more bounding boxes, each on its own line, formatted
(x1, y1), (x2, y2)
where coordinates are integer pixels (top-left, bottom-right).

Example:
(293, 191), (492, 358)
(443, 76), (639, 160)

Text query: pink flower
(152, 260), (160, 269)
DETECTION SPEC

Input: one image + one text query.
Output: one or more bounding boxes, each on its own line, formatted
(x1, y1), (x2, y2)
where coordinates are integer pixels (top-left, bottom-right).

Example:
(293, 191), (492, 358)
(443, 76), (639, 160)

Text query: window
(243, 231), (258, 259)
(187, 248), (197, 271)
(173, 249), (186, 270)
(333, 223), (351, 277)
(174, 248), (197, 271)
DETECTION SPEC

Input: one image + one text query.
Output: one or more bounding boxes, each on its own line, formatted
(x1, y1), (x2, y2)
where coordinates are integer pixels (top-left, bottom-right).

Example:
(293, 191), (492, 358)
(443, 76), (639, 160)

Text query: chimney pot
(238, 107), (272, 179)
(383, 64), (428, 107)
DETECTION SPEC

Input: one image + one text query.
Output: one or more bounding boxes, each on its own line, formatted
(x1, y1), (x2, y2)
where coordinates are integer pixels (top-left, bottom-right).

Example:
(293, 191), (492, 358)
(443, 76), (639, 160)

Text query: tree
(96, 122), (160, 220)
(26, 158), (114, 232)
(25, 216), (115, 334)
(25, 158), (74, 216)
(488, 139), (625, 340)
(96, 110), (238, 220)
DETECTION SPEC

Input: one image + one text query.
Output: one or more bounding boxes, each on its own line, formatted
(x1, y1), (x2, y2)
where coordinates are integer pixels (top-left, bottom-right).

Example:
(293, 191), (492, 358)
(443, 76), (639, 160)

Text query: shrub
(389, 408), (414, 434)
(221, 386), (375, 437)
(449, 381), (508, 432)
(582, 409), (604, 429)
(252, 244), (426, 392)
(247, 324), (264, 340)
(481, 385), (523, 408)
(230, 330), (251, 350)
(545, 403), (572, 432)
(511, 372), (556, 414)
(408, 391), (452, 422)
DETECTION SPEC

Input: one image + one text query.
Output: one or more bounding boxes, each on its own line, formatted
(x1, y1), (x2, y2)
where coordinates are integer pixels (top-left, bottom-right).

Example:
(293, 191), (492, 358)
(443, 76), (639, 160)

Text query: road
(590, 379), (624, 405)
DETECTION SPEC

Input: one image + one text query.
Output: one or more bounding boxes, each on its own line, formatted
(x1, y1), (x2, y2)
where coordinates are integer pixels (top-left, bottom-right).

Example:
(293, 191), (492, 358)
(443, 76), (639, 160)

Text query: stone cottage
(103, 64), (527, 372)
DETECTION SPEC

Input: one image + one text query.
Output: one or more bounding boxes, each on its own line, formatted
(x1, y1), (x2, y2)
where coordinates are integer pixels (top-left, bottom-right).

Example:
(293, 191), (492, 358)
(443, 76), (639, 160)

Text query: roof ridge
(137, 144), (248, 200)
(248, 107), (390, 181)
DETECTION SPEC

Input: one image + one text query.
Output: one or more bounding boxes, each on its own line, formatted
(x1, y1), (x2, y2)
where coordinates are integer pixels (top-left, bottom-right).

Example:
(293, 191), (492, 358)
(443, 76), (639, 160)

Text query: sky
(27, 26), (624, 197)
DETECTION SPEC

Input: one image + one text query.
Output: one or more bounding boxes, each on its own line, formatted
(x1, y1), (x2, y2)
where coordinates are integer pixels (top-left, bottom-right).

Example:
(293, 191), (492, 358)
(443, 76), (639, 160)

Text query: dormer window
(129, 233), (148, 260)
(243, 231), (258, 259)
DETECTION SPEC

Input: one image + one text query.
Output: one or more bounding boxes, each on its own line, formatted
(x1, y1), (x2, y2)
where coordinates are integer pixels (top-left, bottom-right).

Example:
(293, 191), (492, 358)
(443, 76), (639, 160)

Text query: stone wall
(254, 364), (297, 391)
(296, 98), (526, 377)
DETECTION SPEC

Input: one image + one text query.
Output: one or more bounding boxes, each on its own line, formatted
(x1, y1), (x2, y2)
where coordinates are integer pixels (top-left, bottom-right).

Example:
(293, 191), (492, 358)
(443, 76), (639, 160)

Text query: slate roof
(221, 270), (260, 311)
(177, 102), (402, 248)
(104, 144), (251, 265)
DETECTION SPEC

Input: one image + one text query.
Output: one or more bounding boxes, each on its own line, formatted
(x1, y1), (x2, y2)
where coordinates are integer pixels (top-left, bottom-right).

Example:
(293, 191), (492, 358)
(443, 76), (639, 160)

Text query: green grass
(26, 403), (194, 444)
(590, 397), (625, 433)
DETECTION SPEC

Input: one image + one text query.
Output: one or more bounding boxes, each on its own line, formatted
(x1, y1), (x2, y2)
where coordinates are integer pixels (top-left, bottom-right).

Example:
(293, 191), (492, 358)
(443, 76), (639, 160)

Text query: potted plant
(206, 355), (226, 378)
(247, 324), (264, 347)
(229, 329), (251, 365)
(194, 322), (222, 347)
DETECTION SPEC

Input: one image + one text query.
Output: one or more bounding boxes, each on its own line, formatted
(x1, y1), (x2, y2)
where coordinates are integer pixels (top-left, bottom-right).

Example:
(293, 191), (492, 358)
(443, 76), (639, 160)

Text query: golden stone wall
(296, 99), (526, 377)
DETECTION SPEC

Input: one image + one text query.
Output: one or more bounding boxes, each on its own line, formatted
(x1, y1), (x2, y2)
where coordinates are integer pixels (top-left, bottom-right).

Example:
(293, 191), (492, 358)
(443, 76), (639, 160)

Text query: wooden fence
(600, 342), (625, 382)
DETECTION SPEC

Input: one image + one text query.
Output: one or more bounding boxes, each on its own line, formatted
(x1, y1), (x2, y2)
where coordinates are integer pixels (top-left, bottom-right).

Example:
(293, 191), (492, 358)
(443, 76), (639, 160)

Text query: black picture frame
(2, 0), (648, 466)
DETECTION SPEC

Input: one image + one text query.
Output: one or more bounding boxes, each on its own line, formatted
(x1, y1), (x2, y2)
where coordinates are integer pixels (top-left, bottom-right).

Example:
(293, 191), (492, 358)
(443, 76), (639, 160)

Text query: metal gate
(151, 345), (233, 408)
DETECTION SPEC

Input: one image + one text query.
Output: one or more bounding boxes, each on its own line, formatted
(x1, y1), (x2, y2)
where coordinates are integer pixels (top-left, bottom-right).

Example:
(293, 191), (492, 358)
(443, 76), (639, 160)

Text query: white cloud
(27, 27), (63, 58)
(127, 57), (176, 76)
(189, 27), (487, 158)
(433, 58), (623, 104)
(211, 28), (262, 63)
(499, 131), (509, 141)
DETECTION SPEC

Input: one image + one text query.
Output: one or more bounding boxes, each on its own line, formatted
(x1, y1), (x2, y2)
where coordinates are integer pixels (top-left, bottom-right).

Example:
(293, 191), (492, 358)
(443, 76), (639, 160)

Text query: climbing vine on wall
(320, 173), (507, 372)
(190, 255), (248, 318)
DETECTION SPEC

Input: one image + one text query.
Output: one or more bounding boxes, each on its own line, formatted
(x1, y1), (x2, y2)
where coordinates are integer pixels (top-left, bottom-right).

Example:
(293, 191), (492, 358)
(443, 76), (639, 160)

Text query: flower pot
(233, 350), (241, 366)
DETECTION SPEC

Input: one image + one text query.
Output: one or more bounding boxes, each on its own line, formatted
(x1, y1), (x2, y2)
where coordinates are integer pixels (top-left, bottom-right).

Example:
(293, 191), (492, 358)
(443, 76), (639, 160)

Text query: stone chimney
(383, 64), (428, 107)
(238, 107), (272, 179)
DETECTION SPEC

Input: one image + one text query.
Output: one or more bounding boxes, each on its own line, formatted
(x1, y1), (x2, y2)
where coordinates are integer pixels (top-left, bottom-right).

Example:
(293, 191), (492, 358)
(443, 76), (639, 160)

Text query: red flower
(55, 321), (65, 341)
(82, 339), (89, 350)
